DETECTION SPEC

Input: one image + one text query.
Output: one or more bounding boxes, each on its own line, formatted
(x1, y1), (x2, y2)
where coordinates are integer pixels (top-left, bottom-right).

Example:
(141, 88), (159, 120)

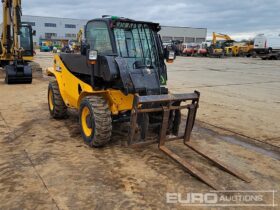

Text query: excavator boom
(212, 32), (233, 44)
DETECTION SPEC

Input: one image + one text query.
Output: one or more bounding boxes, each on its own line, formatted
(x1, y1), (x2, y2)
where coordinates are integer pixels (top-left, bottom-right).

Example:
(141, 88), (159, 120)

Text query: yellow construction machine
(62, 28), (84, 54)
(72, 28), (84, 53)
(47, 16), (250, 189)
(226, 41), (254, 57)
(77, 28), (83, 43)
(238, 40), (254, 57)
(0, 0), (39, 84)
(208, 32), (235, 57)
(211, 33), (253, 57)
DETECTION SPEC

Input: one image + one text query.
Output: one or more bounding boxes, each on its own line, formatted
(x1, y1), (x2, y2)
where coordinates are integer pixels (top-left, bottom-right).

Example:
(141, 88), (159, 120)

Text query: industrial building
(21, 15), (207, 46)
(22, 15), (87, 46)
(160, 26), (207, 43)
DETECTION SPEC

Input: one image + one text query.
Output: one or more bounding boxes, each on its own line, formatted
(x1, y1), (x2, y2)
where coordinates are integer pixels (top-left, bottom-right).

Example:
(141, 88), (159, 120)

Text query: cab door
(19, 25), (34, 60)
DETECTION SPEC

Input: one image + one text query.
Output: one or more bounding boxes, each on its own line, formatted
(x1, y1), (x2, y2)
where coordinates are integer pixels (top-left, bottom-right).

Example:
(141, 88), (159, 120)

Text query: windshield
(215, 42), (223, 48)
(114, 23), (158, 69)
(86, 21), (113, 54)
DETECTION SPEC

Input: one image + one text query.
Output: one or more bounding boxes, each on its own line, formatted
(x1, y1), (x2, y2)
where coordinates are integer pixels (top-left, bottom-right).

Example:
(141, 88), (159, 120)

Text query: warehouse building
(21, 15), (207, 46)
(22, 15), (87, 46)
(159, 26), (207, 43)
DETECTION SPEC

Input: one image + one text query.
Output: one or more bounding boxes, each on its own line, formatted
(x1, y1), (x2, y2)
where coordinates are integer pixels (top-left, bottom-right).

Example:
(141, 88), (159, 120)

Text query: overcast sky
(2, 0), (280, 40)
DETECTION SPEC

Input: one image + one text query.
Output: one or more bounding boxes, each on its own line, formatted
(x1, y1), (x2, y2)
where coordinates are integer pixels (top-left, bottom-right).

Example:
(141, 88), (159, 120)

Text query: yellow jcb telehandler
(47, 16), (250, 189)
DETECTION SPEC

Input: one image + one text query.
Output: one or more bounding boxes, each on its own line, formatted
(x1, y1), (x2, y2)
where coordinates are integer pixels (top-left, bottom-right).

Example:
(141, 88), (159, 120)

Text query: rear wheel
(48, 80), (67, 118)
(79, 96), (112, 147)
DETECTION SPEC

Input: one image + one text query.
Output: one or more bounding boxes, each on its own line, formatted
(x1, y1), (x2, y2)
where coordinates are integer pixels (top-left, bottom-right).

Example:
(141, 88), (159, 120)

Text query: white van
(254, 34), (280, 54)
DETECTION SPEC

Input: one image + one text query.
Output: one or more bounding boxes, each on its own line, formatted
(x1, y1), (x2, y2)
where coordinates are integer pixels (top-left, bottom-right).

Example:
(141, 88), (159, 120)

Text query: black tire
(48, 80), (67, 118)
(79, 96), (112, 147)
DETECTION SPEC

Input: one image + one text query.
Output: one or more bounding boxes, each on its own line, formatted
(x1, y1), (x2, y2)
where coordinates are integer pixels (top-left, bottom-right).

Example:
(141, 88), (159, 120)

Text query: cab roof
(88, 16), (161, 32)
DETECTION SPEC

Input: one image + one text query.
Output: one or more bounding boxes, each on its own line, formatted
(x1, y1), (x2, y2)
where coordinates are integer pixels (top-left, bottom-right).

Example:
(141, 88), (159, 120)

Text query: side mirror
(165, 50), (175, 63)
(32, 30), (36, 36)
(87, 50), (98, 65)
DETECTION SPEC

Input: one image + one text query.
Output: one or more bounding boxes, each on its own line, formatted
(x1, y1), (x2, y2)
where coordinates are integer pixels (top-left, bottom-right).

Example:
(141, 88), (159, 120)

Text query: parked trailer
(260, 52), (280, 60)
(182, 43), (199, 56)
(197, 42), (210, 56)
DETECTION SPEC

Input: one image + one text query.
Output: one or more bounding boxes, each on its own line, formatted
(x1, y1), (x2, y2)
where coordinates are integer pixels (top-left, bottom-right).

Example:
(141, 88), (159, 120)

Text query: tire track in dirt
(186, 80), (280, 89)
(198, 120), (280, 149)
(0, 111), (11, 140)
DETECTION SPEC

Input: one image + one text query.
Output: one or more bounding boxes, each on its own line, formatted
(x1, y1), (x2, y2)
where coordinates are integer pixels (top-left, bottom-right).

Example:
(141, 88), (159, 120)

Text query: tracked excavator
(0, 0), (39, 84)
(47, 16), (250, 189)
(208, 32), (235, 57)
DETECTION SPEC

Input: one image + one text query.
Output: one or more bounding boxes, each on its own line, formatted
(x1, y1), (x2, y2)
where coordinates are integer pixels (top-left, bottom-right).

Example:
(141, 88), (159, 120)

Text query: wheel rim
(81, 106), (92, 137)
(48, 89), (54, 111)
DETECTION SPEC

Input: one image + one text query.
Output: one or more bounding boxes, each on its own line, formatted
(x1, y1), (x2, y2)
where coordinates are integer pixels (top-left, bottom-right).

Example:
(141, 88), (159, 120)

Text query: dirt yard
(0, 53), (279, 209)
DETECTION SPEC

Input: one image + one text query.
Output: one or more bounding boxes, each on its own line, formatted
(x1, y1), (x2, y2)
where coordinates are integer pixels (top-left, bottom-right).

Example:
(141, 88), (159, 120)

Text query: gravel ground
(167, 56), (280, 147)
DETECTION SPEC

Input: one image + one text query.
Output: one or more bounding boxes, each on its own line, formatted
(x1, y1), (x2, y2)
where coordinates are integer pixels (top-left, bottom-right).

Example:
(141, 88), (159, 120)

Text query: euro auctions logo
(166, 190), (277, 207)
(167, 192), (218, 204)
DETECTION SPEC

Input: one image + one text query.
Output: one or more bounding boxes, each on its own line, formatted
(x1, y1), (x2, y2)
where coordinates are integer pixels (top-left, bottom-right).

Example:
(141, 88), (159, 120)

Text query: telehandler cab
(47, 16), (249, 189)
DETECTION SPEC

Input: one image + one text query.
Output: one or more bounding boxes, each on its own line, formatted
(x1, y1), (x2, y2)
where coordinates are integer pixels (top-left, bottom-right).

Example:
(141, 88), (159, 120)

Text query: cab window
(86, 21), (113, 54)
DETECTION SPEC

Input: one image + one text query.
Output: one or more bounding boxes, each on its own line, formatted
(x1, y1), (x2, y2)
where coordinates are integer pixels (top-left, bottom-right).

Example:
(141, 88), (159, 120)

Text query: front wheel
(48, 80), (67, 118)
(79, 96), (112, 147)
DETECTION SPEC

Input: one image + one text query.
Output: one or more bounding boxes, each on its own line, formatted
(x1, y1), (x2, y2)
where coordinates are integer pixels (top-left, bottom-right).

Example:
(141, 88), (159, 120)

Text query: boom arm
(1, 0), (23, 60)
(212, 32), (232, 45)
